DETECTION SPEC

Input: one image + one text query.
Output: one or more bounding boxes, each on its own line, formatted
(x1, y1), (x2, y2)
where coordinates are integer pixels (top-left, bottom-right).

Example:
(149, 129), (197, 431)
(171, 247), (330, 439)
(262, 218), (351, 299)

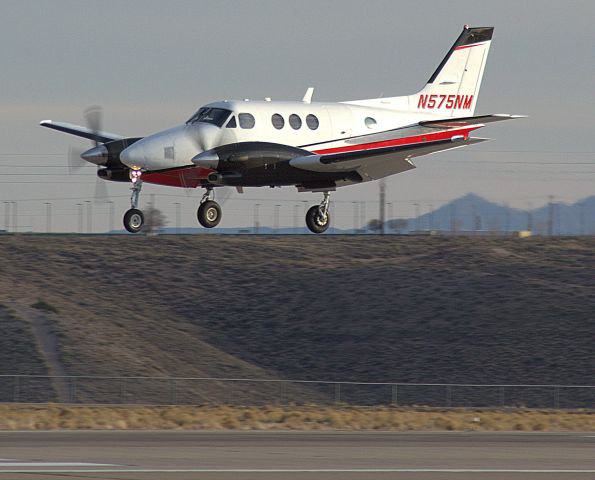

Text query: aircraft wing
(291, 113), (523, 180)
(39, 120), (125, 143)
(290, 135), (487, 180)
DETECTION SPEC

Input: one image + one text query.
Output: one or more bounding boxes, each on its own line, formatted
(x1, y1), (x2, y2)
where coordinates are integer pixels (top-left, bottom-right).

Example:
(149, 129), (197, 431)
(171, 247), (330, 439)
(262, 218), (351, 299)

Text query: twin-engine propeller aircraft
(41, 25), (523, 234)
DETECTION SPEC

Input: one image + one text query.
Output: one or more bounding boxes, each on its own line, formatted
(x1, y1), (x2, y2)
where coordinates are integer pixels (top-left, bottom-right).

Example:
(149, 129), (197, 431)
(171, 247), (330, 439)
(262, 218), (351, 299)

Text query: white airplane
(41, 25), (523, 234)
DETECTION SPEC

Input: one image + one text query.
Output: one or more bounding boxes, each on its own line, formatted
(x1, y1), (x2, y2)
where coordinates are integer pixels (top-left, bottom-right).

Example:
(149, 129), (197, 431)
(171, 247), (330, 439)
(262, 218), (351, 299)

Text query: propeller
(84, 106), (102, 147)
(67, 106), (110, 203)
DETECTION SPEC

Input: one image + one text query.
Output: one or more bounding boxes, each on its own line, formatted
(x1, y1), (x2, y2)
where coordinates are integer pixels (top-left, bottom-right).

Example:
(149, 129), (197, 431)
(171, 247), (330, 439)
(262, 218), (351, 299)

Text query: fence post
(13, 376), (20, 402)
(391, 384), (398, 406)
(446, 385), (452, 407)
(169, 378), (177, 405)
(69, 377), (77, 403)
(120, 378), (126, 404)
(334, 383), (341, 404)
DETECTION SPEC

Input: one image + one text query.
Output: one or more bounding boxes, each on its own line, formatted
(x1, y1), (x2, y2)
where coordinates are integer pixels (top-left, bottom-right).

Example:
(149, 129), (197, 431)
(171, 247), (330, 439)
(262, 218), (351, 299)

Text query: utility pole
(253, 203), (260, 234)
(352, 201), (359, 233)
(274, 204), (281, 232)
(3, 201), (10, 232)
(526, 202), (533, 232)
(379, 179), (386, 235)
(107, 201), (115, 233)
(85, 200), (92, 233)
(414, 203), (420, 231)
(11, 202), (17, 233)
(429, 204), (434, 231)
(360, 201), (365, 231)
(76, 204), (83, 233)
(547, 195), (555, 236)
(174, 202), (181, 234)
(44, 202), (52, 233)
(293, 204), (299, 234)
(450, 203), (457, 233)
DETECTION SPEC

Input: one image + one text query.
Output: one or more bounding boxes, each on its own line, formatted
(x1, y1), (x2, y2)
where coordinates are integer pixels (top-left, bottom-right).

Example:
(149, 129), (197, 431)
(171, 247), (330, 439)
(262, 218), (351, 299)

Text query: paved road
(1, 431), (594, 480)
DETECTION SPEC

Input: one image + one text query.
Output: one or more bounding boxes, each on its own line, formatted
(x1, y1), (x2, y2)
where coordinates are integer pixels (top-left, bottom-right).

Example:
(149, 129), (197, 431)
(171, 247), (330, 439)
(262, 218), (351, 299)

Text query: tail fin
(414, 26), (493, 116)
(345, 26), (494, 117)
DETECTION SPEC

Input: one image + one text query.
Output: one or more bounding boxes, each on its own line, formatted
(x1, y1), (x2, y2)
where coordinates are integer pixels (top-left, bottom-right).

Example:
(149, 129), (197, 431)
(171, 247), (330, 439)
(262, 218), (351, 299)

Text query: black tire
(305, 205), (330, 234)
(123, 208), (144, 234)
(197, 200), (222, 228)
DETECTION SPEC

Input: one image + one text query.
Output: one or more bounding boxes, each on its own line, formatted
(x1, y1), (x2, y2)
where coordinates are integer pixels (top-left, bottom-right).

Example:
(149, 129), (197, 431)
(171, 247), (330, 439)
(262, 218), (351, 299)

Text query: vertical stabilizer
(413, 26), (493, 117)
(344, 26), (494, 117)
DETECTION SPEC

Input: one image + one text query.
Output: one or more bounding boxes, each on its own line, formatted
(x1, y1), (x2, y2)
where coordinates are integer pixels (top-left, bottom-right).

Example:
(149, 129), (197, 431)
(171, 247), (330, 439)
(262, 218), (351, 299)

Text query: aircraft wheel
(123, 208), (144, 234)
(197, 200), (222, 228)
(306, 205), (330, 234)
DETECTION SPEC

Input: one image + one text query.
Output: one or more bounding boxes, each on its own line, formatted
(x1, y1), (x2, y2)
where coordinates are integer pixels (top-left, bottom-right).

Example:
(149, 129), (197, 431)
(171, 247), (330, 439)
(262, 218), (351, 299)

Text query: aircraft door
(323, 105), (353, 140)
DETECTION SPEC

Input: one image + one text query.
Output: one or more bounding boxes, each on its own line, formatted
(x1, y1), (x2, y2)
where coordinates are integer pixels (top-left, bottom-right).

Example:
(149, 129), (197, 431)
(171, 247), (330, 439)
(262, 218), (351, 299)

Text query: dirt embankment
(0, 235), (594, 406)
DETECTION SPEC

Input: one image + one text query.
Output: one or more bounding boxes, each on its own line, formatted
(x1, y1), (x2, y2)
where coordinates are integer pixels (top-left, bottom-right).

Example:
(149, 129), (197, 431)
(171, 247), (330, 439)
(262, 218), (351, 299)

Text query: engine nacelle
(206, 171), (242, 185)
(97, 168), (130, 182)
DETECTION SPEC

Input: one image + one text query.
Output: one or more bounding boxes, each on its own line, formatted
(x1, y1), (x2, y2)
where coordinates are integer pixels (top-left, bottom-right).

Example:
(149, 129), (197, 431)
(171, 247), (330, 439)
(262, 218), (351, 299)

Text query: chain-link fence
(1, 375), (594, 408)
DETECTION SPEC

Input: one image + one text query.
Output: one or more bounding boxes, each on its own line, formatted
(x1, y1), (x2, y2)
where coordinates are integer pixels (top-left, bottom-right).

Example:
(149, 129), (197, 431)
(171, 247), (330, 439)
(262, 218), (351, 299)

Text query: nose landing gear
(123, 170), (144, 233)
(197, 187), (222, 228)
(306, 191), (331, 234)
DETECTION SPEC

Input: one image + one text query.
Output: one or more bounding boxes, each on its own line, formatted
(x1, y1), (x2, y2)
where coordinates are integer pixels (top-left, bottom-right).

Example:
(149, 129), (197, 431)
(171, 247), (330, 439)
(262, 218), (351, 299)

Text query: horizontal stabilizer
(40, 120), (124, 143)
(420, 114), (527, 128)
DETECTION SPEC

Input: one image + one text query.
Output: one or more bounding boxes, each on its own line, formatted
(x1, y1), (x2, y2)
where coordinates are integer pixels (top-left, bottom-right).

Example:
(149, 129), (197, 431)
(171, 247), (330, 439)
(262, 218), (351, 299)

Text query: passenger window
(239, 113), (255, 129)
(365, 117), (377, 129)
(289, 114), (302, 130)
(226, 116), (237, 128)
(306, 114), (319, 130)
(271, 114), (285, 130)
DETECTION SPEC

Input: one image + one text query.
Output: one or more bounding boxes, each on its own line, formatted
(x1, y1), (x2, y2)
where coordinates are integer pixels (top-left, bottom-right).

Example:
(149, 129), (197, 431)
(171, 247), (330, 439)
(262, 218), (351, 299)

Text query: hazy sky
(1, 0), (594, 232)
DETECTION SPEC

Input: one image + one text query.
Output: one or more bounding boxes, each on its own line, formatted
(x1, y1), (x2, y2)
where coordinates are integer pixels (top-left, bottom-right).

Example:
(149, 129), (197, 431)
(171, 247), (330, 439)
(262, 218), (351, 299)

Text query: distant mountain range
(408, 193), (595, 235)
(156, 193), (595, 235)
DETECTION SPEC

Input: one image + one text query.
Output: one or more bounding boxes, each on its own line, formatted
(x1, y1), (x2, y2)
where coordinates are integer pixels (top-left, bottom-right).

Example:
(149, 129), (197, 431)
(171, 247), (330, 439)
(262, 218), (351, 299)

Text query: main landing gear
(123, 170), (144, 233)
(197, 187), (222, 228)
(305, 191), (331, 234)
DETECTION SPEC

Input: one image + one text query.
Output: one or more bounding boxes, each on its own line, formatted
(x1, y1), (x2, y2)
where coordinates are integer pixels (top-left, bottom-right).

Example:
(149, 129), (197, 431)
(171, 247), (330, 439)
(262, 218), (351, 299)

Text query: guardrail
(0, 375), (593, 408)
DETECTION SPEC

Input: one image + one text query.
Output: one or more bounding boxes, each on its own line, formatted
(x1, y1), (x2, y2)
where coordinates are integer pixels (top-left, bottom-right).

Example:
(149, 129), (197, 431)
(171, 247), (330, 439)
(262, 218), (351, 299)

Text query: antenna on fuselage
(302, 87), (314, 104)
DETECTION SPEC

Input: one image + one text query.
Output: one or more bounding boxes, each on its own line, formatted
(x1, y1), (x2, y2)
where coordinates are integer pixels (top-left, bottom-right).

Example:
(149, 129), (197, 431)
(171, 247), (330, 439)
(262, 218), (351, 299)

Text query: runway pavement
(1, 431), (594, 480)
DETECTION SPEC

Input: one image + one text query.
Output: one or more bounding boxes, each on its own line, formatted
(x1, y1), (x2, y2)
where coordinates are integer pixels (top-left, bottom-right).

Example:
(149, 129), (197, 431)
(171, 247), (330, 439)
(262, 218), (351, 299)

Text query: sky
(1, 0), (594, 232)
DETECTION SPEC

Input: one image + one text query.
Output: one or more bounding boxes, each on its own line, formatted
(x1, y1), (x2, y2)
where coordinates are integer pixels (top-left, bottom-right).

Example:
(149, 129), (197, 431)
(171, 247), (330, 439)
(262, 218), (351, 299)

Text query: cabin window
(289, 114), (302, 130)
(306, 114), (319, 130)
(226, 116), (237, 128)
(186, 107), (231, 127)
(365, 117), (377, 129)
(239, 113), (256, 129)
(271, 114), (285, 130)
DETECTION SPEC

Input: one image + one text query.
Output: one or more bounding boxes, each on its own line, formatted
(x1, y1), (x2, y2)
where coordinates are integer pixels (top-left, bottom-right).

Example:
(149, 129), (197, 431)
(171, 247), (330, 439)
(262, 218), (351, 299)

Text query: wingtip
(493, 114), (529, 119)
(39, 120), (52, 126)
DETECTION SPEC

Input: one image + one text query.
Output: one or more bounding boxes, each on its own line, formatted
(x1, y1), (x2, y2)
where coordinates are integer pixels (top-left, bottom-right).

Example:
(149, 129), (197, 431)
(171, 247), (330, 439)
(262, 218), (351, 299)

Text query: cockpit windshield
(186, 108), (232, 127)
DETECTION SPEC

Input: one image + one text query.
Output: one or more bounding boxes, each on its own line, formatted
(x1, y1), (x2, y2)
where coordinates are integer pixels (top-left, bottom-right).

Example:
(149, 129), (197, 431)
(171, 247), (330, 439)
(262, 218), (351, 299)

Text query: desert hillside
(0, 235), (593, 405)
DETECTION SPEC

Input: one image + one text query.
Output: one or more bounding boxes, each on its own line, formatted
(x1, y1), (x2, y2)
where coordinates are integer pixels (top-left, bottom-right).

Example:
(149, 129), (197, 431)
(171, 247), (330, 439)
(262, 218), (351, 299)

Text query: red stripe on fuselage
(142, 166), (213, 188)
(311, 126), (480, 155)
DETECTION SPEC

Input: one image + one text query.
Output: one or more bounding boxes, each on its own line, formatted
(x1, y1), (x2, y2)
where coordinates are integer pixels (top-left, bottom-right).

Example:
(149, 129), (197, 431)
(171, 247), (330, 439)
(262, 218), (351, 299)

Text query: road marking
(0, 462), (119, 467)
(1, 469), (595, 473)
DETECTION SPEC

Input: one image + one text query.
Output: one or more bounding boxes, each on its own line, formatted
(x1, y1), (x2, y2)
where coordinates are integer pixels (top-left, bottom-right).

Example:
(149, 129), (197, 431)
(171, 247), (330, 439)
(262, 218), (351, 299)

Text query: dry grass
(0, 404), (593, 431)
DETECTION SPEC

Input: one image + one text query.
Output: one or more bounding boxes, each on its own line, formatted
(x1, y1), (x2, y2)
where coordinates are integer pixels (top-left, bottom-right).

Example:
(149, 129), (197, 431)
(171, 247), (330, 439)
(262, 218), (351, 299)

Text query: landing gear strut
(197, 187), (222, 228)
(306, 191), (331, 234)
(123, 170), (144, 233)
